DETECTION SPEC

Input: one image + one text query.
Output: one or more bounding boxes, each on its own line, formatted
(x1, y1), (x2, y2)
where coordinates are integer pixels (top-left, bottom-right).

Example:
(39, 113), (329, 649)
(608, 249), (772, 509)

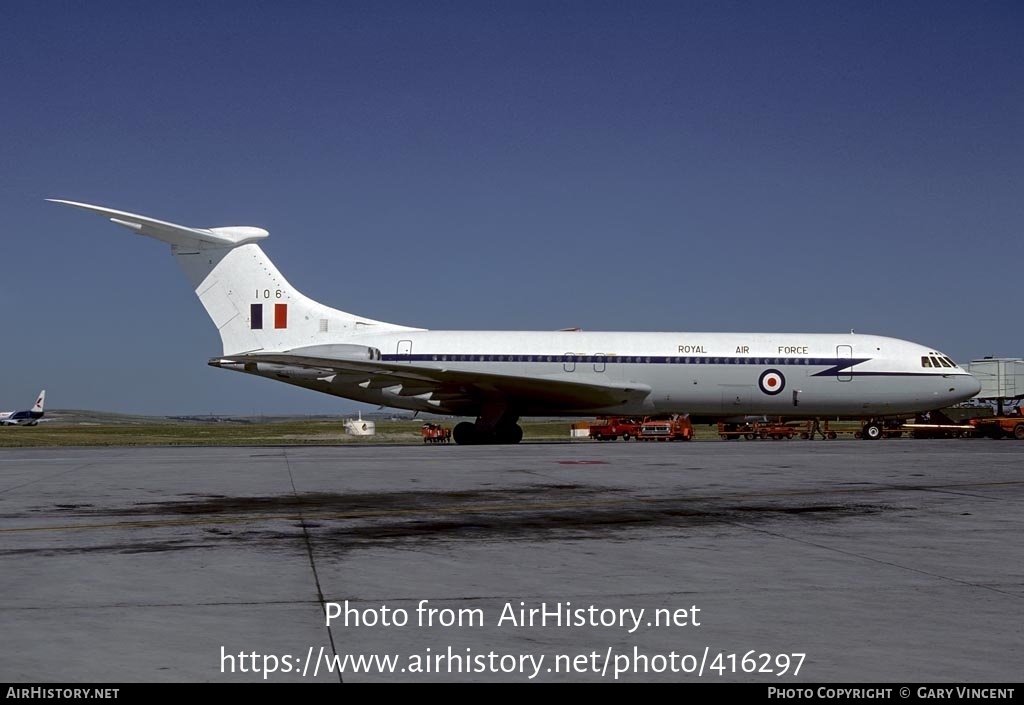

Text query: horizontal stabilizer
(47, 200), (269, 249)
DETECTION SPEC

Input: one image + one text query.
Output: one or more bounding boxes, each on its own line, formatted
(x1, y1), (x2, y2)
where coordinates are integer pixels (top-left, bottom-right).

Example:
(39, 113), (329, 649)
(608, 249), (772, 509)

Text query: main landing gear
(452, 415), (523, 445)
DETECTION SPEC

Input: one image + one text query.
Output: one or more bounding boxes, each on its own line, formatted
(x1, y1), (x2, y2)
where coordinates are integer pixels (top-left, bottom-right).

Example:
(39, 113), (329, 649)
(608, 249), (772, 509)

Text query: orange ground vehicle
(638, 414), (693, 441)
(421, 423), (452, 444)
(754, 420), (800, 440)
(970, 408), (1024, 440)
(589, 417), (642, 441)
(717, 421), (758, 440)
(902, 410), (974, 439)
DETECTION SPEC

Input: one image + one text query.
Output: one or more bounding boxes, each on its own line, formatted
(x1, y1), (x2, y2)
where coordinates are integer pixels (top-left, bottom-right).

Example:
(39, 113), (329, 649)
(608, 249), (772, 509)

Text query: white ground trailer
(344, 412), (376, 436)
(966, 358), (1024, 400)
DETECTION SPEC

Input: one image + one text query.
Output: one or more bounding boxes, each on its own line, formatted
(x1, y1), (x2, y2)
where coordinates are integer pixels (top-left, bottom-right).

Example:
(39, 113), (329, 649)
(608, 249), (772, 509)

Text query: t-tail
(48, 200), (419, 355)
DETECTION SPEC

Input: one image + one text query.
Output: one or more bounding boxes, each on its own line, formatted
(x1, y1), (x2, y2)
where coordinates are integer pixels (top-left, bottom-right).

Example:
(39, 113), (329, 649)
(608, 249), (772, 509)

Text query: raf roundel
(758, 369), (786, 396)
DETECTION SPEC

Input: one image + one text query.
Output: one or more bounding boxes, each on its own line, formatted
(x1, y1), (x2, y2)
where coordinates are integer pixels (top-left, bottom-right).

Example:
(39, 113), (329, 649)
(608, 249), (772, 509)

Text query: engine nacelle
(284, 344), (382, 361)
(260, 364), (334, 381)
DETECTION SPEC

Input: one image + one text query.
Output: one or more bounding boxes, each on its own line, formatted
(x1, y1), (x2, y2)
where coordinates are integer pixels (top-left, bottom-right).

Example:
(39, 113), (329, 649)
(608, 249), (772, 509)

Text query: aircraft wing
(219, 351), (652, 413)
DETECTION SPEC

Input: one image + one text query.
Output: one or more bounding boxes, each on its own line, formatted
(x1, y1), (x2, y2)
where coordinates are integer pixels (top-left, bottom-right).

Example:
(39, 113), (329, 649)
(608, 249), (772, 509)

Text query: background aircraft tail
(49, 201), (418, 355)
(31, 390), (45, 413)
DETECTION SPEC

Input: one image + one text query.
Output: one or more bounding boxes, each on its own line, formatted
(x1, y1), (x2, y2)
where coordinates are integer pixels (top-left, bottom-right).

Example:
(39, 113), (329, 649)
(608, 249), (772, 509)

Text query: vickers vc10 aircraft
(50, 200), (981, 444)
(0, 390), (46, 427)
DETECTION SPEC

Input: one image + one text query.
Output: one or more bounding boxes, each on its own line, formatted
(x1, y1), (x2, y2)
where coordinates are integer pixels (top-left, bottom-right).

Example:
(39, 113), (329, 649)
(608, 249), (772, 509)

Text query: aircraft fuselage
(224, 330), (978, 419)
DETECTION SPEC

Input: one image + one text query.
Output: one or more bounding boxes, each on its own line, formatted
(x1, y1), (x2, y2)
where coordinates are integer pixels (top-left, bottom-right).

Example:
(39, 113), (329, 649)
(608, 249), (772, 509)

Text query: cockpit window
(921, 356), (933, 368)
(942, 357), (957, 368)
(937, 357), (953, 368)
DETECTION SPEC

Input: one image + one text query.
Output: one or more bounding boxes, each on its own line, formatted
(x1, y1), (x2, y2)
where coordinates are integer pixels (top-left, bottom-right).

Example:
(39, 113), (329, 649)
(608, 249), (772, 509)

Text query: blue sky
(2, 1), (1022, 415)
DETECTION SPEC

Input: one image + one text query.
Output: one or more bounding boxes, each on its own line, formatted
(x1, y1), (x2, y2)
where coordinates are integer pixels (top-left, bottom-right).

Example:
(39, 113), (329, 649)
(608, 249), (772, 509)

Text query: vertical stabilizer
(49, 200), (421, 355)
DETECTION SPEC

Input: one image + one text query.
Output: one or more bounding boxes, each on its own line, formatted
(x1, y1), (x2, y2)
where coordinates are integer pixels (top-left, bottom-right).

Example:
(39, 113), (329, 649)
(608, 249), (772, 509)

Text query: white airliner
(49, 200), (981, 444)
(1, 390), (46, 426)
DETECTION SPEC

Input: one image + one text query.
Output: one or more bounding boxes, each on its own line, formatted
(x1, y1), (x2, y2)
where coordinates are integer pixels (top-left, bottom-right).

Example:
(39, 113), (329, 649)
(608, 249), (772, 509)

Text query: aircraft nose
(958, 374), (982, 400)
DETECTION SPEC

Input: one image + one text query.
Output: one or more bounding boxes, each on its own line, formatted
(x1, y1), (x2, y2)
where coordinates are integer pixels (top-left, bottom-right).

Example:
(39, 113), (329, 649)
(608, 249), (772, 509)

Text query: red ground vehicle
(421, 423), (452, 444)
(589, 417), (642, 441)
(718, 419), (802, 440)
(638, 414), (694, 441)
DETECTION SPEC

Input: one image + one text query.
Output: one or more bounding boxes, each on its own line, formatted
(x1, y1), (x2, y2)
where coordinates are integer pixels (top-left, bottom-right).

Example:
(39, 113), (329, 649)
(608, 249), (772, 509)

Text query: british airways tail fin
(48, 200), (419, 355)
